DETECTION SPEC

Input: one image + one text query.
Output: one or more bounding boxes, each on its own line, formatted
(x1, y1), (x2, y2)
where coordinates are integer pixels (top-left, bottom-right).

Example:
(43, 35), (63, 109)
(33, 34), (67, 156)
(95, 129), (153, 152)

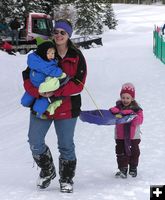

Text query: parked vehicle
(72, 36), (102, 49)
(0, 13), (102, 54)
(0, 13), (52, 54)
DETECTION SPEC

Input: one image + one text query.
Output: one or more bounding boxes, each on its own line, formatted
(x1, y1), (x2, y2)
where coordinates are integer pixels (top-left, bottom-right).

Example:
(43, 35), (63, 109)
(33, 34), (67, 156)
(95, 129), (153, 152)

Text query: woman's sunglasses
(54, 30), (67, 36)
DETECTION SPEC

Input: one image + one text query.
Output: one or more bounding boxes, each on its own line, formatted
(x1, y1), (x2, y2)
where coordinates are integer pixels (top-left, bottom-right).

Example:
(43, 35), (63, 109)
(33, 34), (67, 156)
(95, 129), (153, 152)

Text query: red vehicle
(0, 13), (53, 54)
(0, 13), (102, 54)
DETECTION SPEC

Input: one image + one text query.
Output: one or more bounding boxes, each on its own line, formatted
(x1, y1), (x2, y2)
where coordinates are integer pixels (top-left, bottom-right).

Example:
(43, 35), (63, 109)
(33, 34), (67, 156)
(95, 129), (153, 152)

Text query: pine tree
(103, 4), (117, 29)
(39, 0), (60, 17)
(5, 0), (55, 20)
(74, 1), (104, 36)
(73, 0), (117, 35)
(0, 0), (118, 36)
(0, 0), (43, 20)
(24, 0), (47, 15)
(0, 0), (13, 19)
(53, 4), (76, 22)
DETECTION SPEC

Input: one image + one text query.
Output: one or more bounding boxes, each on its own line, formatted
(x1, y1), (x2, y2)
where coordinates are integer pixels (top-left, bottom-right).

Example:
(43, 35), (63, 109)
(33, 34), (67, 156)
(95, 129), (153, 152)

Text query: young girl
(110, 83), (143, 178)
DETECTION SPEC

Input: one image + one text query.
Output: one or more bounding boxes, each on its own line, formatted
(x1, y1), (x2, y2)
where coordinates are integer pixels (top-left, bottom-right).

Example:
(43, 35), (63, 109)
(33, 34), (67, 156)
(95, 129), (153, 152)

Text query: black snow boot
(115, 167), (128, 179)
(33, 146), (56, 189)
(59, 158), (76, 193)
(129, 166), (137, 177)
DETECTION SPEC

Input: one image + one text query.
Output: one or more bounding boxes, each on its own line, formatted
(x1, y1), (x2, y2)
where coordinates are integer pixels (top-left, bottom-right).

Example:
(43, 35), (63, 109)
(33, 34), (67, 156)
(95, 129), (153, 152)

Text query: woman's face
(121, 93), (133, 107)
(53, 28), (69, 46)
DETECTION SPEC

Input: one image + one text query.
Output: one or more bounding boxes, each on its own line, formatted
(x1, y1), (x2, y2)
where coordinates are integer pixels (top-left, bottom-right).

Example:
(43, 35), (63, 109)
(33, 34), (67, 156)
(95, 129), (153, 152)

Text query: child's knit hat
(35, 37), (55, 61)
(120, 82), (135, 98)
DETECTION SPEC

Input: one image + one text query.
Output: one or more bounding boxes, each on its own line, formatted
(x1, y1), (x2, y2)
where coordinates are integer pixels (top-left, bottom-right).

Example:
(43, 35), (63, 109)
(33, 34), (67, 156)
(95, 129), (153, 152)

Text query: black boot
(59, 158), (76, 193)
(129, 166), (137, 177)
(115, 167), (128, 179)
(33, 146), (56, 189)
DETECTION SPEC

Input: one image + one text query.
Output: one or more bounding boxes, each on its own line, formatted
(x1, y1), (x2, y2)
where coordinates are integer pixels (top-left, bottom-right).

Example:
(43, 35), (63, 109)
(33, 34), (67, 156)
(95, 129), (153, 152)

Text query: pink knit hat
(120, 83), (135, 98)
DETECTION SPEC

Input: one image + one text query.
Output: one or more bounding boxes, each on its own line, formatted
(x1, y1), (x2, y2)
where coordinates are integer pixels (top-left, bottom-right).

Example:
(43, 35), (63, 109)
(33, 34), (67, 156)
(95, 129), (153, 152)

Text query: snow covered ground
(0, 4), (165, 200)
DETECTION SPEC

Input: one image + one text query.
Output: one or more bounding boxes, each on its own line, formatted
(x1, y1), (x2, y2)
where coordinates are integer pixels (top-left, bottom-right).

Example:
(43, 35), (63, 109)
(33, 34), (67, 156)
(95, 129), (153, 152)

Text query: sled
(79, 109), (136, 125)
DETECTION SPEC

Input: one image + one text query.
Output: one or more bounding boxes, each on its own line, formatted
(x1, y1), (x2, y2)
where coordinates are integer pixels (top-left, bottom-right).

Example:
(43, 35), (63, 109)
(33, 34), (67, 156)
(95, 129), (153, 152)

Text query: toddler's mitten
(39, 77), (60, 93)
(110, 107), (120, 114)
(47, 100), (62, 115)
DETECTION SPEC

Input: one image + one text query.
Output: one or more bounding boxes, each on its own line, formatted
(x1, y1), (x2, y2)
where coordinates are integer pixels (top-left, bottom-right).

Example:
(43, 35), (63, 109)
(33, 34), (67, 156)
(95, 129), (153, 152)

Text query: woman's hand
(39, 92), (54, 98)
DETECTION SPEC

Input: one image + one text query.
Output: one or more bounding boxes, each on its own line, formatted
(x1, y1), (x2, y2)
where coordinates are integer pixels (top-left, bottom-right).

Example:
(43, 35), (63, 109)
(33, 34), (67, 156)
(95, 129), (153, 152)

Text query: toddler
(21, 38), (68, 118)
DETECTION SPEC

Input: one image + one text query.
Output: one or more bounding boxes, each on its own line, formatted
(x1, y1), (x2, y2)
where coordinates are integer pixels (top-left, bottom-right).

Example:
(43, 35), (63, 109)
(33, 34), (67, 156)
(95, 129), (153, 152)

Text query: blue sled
(79, 109), (136, 125)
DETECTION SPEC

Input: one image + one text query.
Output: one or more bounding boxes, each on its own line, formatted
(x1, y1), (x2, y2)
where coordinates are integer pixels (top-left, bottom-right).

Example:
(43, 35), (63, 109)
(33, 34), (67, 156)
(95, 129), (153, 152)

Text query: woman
(22, 19), (87, 193)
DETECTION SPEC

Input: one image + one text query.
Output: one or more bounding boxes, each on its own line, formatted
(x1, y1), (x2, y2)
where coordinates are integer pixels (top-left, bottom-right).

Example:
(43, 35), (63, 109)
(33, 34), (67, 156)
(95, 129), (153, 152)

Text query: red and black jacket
(22, 44), (87, 120)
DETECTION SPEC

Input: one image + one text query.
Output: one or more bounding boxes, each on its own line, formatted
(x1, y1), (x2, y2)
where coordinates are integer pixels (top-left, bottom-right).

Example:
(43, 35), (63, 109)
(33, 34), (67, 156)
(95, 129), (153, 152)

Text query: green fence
(153, 27), (165, 64)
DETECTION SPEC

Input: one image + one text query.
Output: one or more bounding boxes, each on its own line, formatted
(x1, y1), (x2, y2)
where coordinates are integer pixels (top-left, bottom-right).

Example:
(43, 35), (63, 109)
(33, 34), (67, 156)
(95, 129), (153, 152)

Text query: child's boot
(115, 167), (128, 179)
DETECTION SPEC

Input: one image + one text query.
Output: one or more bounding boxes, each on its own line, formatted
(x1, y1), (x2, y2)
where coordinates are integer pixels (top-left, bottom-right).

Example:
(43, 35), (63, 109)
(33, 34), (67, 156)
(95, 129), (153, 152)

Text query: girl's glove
(121, 109), (134, 115)
(110, 107), (120, 114)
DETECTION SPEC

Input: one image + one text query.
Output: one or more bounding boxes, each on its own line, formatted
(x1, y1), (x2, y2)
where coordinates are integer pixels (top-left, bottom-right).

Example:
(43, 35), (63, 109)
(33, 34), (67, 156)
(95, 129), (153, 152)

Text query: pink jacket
(115, 109), (143, 139)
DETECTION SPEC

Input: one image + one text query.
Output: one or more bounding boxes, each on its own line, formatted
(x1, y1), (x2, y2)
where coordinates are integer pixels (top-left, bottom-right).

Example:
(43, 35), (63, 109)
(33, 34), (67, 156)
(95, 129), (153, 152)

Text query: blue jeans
(28, 113), (77, 160)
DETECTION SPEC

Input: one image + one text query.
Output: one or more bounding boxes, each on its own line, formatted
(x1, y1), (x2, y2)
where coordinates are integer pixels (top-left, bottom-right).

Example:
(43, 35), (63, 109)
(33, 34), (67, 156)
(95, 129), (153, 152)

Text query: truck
(0, 13), (103, 54)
